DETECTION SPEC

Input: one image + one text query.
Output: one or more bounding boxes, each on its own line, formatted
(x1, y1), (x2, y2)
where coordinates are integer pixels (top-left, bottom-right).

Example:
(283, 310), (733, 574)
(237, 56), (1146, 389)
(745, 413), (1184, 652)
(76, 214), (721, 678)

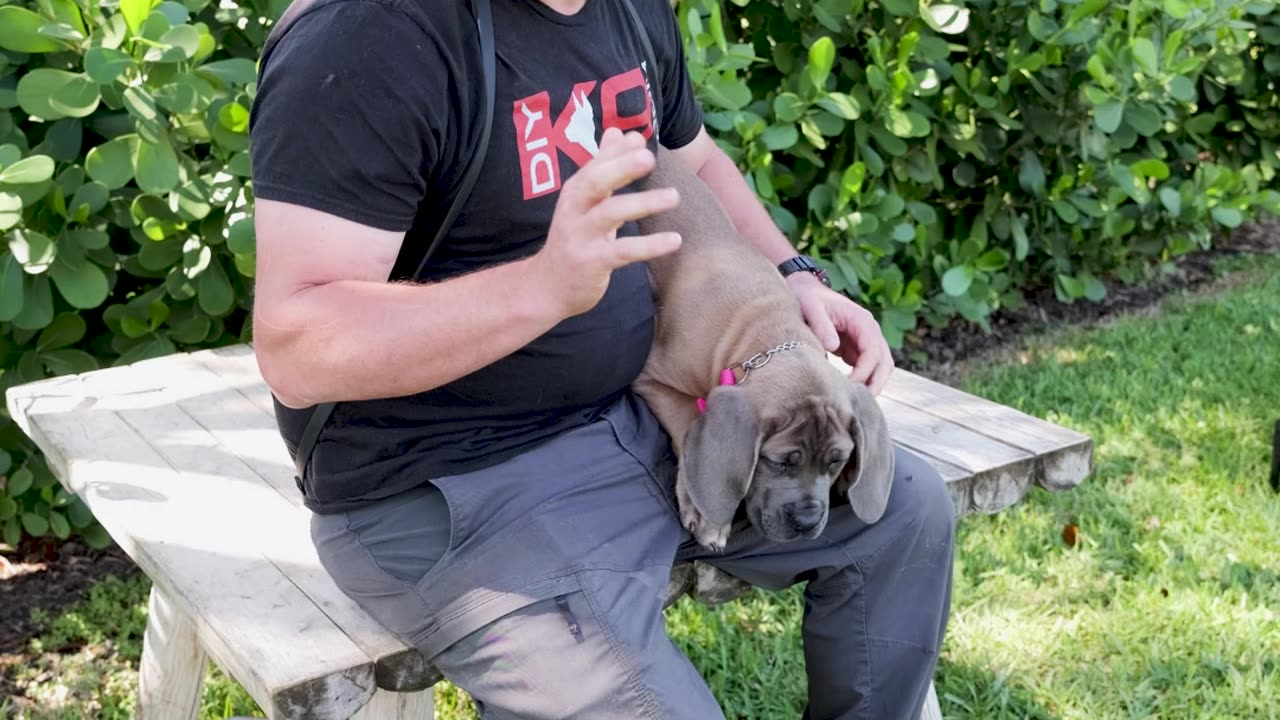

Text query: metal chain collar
(734, 340), (803, 383)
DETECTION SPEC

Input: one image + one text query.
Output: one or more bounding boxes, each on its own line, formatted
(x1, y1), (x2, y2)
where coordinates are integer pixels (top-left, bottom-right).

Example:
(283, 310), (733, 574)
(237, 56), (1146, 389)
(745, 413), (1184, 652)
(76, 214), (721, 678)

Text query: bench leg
(138, 586), (208, 720)
(349, 688), (434, 719)
(918, 680), (943, 720)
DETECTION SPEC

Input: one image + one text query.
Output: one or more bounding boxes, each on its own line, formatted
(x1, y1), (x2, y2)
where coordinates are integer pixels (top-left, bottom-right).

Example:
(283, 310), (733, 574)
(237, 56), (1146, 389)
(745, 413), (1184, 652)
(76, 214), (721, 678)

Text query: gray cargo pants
(311, 392), (955, 719)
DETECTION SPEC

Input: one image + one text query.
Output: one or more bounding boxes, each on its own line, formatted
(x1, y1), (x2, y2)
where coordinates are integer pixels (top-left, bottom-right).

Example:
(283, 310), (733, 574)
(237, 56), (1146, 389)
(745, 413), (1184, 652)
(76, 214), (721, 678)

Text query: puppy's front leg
(632, 372), (700, 455)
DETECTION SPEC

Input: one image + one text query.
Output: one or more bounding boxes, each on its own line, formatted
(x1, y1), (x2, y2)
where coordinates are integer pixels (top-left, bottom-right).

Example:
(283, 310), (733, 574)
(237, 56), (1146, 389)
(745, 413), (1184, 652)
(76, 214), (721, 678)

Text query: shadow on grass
(935, 657), (1062, 719)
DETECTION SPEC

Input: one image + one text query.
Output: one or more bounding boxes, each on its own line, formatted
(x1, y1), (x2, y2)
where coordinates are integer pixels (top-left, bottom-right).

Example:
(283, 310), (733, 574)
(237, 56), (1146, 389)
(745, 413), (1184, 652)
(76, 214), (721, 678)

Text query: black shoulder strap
(291, 0), (496, 482)
(620, 0), (662, 143)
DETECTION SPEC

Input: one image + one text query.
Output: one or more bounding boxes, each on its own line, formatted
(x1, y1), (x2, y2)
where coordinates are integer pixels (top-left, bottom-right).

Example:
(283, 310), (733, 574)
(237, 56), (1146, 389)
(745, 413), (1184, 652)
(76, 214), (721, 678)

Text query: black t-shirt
(248, 0), (705, 512)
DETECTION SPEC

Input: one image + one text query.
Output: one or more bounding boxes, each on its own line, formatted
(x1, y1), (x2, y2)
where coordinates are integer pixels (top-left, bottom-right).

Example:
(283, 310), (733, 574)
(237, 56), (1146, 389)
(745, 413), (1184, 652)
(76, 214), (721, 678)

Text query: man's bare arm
(253, 129), (681, 409)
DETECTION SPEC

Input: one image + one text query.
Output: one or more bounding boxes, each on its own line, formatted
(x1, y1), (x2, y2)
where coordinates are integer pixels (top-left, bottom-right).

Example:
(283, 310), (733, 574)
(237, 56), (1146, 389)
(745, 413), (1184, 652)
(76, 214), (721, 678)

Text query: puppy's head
(678, 380), (895, 550)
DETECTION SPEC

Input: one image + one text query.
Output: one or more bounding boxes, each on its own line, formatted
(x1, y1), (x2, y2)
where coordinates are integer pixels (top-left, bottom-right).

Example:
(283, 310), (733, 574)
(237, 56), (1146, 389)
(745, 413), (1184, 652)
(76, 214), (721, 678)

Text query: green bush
(0, 0), (273, 547)
(676, 0), (1280, 346)
(0, 0), (1278, 545)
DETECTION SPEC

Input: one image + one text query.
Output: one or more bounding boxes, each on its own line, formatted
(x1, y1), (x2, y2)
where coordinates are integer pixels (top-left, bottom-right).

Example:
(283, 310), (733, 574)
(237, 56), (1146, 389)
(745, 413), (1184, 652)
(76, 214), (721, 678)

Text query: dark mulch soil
(1, 538), (141, 700)
(896, 219), (1280, 382)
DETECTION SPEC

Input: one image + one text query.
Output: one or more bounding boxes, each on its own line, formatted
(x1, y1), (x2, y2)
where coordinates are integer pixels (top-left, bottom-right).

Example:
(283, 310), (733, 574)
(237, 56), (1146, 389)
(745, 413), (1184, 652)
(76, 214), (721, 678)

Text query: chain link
(735, 340), (802, 383)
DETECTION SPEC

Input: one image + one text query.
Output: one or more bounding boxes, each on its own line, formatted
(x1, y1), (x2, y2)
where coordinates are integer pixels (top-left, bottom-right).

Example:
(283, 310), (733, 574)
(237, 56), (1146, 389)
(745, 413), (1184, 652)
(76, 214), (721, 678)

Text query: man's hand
(531, 128), (682, 318)
(787, 273), (895, 395)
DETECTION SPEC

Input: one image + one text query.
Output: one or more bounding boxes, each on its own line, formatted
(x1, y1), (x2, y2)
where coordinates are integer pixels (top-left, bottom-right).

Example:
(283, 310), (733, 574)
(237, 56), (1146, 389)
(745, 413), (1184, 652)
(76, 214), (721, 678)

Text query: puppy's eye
(828, 456), (847, 471)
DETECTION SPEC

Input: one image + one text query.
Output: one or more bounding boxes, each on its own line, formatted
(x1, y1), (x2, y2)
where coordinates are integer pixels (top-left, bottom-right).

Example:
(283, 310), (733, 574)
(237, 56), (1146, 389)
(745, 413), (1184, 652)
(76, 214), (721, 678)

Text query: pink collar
(696, 368), (737, 414)
(694, 340), (804, 415)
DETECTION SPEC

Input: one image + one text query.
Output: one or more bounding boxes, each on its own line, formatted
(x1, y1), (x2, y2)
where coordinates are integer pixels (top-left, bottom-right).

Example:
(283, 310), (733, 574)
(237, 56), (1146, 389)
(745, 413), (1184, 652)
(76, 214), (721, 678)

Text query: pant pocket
(340, 481), (457, 586)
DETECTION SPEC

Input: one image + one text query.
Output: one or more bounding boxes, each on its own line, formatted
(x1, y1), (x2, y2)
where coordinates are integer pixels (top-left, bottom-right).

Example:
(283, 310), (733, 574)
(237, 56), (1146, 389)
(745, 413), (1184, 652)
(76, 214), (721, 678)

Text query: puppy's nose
(788, 500), (825, 533)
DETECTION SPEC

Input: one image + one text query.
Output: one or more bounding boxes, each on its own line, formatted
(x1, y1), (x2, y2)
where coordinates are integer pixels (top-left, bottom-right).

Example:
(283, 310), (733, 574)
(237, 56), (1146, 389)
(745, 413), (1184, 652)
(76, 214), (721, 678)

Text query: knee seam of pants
(835, 509), (920, 579)
(576, 572), (666, 720)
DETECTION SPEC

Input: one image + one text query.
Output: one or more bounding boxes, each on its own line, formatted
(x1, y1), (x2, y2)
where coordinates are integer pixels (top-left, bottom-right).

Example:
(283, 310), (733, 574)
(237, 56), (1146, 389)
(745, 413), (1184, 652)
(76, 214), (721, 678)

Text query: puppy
(633, 147), (896, 553)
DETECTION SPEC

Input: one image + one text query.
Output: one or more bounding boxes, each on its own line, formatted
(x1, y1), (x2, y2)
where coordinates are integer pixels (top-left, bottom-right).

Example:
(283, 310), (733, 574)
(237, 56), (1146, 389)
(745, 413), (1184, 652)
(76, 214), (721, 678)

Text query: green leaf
(1210, 207), (1243, 228)
(197, 58), (258, 87)
(1018, 151), (1047, 195)
(86, 135), (138, 190)
(50, 75), (100, 118)
(905, 202), (936, 225)
(159, 24), (201, 60)
(975, 248), (1010, 272)
(68, 498), (94, 529)
(923, 3), (970, 34)
(1124, 105), (1163, 136)
(198, 257), (234, 315)
(0, 497), (15, 521)
(1095, 101), (1123, 133)
(0, 155), (55, 184)
(704, 77), (751, 110)
(134, 136), (180, 195)
(42, 348), (98, 375)
(10, 229), (56, 274)
(1082, 274), (1106, 302)
(48, 511), (70, 539)
(13, 274), (55, 331)
(85, 47), (134, 84)
(121, 0), (157, 36)
(82, 522), (112, 549)
(1132, 38), (1158, 75)
(0, 252), (23, 322)
(227, 217), (256, 254)
(881, 0), (916, 15)
(0, 7), (66, 53)
(1052, 199), (1080, 223)
(885, 108), (930, 138)
(50, 257), (109, 309)
(1130, 158), (1170, 181)
(892, 223), (915, 242)
(808, 36), (836, 89)
(1011, 215), (1030, 260)
(7, 467), (33, 497)
(38, 311), (86, 351)
(21, 511), (49, 537)
(0, 192), (21, 231)
(942, 265), (975, 296)
(3, 519), (20, 547)
(0, 450), (11, 475)
(17, 69), (82, 120)
(1159, 186), (1181, 215)
(1164, 0), (1192, 19)
(774, 93), (806, 123)
(816, 92), (860, 120)
(760, 124), (798, 150)
(1169, 75), (1196, 102)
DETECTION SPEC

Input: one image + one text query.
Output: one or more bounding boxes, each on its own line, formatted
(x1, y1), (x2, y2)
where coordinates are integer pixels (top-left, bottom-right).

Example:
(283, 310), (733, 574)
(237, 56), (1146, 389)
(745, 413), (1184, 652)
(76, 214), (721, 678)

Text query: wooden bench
(5, 344), (1091, 719)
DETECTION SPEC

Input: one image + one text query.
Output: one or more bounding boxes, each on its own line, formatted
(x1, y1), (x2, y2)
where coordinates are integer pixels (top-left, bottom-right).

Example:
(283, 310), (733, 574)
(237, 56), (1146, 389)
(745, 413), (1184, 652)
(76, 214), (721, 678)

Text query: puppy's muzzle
(786, 499), (826, 535)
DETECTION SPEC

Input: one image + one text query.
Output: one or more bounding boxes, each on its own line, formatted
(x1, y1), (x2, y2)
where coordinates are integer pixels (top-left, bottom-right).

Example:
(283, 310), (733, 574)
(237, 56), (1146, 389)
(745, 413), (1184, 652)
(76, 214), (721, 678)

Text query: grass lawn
(5, 253), (1279, 719)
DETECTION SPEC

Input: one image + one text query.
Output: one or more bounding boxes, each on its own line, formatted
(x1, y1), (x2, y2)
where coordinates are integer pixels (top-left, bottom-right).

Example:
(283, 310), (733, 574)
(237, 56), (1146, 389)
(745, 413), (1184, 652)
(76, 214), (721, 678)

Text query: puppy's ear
(678, 384), (762, 545)
(838, 382), (895, 524)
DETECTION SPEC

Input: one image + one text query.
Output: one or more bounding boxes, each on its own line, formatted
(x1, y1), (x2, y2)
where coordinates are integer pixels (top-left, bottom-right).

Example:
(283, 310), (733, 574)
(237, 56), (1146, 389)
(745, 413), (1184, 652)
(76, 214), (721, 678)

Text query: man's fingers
(800, 297), (840, 353)
(868, 349), (894, 395)
(587, 188), (680, 231)
(611, 232), (682, 266)
(564, 136), (654, 210)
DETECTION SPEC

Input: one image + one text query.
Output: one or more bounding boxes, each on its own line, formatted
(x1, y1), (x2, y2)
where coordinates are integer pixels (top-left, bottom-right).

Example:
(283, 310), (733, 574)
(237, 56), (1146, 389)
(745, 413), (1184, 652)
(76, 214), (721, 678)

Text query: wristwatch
(777, 254), (831, 288)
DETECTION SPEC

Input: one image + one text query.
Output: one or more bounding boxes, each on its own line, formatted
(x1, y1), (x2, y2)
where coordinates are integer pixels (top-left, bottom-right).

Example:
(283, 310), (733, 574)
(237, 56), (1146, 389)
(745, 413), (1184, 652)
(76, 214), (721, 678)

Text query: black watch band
(778, 255), (831, 287)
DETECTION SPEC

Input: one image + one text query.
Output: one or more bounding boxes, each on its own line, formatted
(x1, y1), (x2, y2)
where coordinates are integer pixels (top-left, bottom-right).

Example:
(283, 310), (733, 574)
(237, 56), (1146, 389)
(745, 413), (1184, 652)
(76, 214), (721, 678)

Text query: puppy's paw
(676, 477), (732, 551)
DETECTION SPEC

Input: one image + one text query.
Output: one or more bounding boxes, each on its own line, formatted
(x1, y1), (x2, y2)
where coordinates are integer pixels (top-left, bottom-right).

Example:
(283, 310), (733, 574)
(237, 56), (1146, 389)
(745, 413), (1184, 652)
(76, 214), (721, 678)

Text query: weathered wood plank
(919, 681), (944, 720)
(6, 380), (378, 720)
(878, 396), (1038, 515)
(348, 688), (434, 719)
(138, 586), (207, 720)
(881, 370), (1092, 490)
(128, 352), (436, 692)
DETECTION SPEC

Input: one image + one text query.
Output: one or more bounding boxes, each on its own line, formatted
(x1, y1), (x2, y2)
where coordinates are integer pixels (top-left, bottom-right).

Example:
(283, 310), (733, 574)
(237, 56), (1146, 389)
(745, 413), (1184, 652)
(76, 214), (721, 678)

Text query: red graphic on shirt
(513, 65), (656, 200)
